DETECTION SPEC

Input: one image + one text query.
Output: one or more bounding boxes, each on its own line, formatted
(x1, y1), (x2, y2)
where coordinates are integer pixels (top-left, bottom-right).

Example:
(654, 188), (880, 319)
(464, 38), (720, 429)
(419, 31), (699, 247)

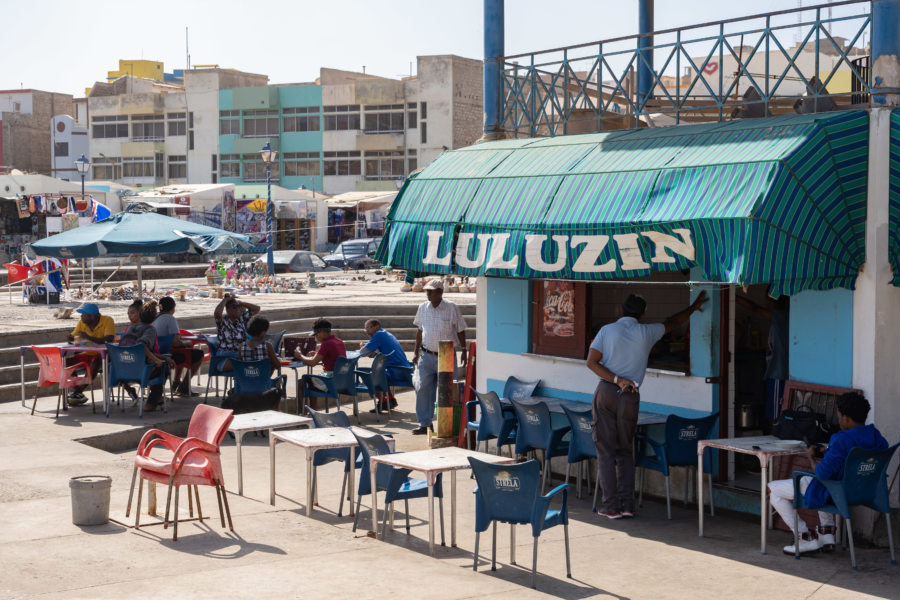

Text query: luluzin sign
(419, 227), (696, 279)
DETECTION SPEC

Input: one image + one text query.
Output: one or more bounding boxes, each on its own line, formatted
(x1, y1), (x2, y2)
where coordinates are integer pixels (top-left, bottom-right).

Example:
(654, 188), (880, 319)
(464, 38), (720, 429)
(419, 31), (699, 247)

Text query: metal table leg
(427, 475), (435, 555)
(698, 446), (704, 537)
(236, 431), (245, 496)
(305, 448), (314, 517)
(451, 470), (457, 547)
(760, 456), (768, 554)
(101, 352), (109, 416)
(20, 349), (26, 408)
(349, 446), (356, 517)
(370, 461), (378, 538)
(269, 435), (277, 505)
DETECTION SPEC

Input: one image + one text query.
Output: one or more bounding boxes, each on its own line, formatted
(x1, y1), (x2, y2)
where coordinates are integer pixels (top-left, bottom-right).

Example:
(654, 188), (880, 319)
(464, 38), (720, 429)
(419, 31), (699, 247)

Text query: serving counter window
(531, 272), (693, 373)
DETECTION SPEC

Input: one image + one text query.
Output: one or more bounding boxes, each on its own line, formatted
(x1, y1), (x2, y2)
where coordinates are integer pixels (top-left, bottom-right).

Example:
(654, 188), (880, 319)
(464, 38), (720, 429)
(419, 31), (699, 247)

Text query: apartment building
(218, 55), (484, 195)
(1, 89), (74, 175)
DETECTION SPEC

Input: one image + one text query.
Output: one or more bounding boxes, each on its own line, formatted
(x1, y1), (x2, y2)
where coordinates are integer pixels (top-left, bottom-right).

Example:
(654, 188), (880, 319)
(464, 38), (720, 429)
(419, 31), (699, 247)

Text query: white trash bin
(69, 475), (112, 526)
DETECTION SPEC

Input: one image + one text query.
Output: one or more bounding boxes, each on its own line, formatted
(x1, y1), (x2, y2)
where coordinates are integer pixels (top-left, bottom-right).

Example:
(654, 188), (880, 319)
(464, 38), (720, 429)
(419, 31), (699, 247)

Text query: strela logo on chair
(493, 471), (521, 491)
(679, 425), (698, 440)
(857, 457), (878, 476)
(244, 366), (260, 378)
(524, 409), (540, 425)
(121, 351), (136, 363)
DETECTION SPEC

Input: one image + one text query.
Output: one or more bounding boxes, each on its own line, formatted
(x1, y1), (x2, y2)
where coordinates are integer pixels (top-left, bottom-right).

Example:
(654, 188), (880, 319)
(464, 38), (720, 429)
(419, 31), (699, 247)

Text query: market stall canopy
(889, 110), (900, 286)
(27, 208), (254, 259)
(378, 110), (869, 296)
(326, 191), (396, 211)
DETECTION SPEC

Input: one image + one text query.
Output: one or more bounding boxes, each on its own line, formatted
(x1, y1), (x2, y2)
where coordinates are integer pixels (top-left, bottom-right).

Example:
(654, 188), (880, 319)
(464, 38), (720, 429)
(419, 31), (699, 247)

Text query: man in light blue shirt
(587, 290), (708, 519)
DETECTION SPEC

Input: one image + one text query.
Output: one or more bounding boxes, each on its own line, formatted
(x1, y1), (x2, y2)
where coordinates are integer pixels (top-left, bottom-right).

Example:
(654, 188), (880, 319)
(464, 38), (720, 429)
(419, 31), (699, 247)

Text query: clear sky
(3, 0), (856, 96)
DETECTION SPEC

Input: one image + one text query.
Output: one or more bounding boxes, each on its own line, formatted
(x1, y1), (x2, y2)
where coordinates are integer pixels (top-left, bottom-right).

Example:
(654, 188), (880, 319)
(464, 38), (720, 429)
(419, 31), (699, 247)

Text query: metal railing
(499, 0), (872, 137)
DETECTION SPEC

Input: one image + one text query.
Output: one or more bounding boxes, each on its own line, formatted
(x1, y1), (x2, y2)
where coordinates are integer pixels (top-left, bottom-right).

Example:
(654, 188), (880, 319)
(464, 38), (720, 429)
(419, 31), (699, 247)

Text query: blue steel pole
(483, 0), (504, 140)
(872, 0), (900, 106)
(637, 0), (654, 108)
(266, 163), (274, 275)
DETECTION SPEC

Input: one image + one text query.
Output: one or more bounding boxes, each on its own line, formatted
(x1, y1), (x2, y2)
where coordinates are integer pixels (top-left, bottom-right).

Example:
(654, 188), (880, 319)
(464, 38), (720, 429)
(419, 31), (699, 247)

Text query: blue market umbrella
(28, 208), (256, 296)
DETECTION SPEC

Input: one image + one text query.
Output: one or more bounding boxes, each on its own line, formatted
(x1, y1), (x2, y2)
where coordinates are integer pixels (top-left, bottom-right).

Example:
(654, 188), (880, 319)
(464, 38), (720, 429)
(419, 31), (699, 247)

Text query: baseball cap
(76, 303), (100, 315)
(423, 279), (444, 291)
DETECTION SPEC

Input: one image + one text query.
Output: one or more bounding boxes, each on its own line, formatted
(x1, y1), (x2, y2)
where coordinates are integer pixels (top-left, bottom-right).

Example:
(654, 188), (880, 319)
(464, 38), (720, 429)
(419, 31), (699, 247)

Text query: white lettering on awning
(423, 231), (452, 266)
(642, 229), (695, 263)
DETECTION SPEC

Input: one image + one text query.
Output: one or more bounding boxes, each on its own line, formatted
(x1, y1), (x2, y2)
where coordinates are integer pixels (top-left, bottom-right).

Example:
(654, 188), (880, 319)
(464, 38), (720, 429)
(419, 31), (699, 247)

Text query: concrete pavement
(2, 389), (899, 599)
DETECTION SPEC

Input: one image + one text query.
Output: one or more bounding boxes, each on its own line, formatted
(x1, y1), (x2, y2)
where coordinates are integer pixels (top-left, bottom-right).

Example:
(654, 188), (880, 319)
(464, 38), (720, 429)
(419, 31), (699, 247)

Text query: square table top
(272, 426), (389, 450)
(370, 446), (516, 474)
(699, 435), (810, 458)
(228, 411), (311, 433)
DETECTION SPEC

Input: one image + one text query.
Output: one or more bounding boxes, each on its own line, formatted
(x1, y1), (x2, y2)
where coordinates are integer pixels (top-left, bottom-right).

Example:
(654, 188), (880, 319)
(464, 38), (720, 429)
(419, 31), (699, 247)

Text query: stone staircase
(0, 303), (476, 404)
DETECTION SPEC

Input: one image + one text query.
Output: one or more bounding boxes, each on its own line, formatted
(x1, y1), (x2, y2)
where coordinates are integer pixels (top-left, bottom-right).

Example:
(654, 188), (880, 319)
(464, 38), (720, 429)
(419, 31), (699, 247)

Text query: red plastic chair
(126, 404), (234, 541)
(31, 346), (95, 418)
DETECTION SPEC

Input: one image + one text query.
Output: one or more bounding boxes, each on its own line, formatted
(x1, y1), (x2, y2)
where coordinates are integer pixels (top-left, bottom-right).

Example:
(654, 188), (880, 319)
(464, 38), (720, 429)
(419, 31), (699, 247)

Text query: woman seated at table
(154, 296), (203, 397)
(222, 315), (281, 374)
(119, 300), (175, 412)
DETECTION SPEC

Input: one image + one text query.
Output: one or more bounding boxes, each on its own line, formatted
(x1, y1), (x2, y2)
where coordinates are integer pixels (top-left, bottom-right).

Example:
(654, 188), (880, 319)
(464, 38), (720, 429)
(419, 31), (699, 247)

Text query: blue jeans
(414, 353), (437, 428)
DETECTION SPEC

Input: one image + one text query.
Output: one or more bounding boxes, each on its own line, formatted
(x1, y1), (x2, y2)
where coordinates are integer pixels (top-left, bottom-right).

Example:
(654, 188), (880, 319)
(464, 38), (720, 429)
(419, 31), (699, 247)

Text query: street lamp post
(74, 154), (91, 207)
(260, 142), (277, 275)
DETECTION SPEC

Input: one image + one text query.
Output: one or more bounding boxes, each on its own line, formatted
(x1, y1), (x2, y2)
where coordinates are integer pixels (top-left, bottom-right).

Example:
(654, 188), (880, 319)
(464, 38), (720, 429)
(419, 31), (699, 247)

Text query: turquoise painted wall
(789, 288), (853, 387)
(485, 278), (530, 354)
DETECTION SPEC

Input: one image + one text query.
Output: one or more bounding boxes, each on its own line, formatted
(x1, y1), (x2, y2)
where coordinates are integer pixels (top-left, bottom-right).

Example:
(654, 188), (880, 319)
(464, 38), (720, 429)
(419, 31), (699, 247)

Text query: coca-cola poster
(542, 281), (575, 338)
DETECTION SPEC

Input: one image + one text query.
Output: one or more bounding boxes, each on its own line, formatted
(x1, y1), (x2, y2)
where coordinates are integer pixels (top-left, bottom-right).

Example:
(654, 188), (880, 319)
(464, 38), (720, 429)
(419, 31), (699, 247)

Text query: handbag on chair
(773, 405), (833, 445)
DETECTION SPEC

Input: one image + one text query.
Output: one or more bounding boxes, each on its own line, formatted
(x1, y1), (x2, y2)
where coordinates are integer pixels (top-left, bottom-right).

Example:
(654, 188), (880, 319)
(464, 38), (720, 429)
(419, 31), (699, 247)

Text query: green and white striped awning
(889, 110), (900, 286)
(379, 110), (869, 296)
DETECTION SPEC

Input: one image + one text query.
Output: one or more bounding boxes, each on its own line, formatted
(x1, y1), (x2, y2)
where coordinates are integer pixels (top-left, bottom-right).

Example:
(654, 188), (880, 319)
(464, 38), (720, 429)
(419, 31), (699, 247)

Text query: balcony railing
(499, 0), (872, 137)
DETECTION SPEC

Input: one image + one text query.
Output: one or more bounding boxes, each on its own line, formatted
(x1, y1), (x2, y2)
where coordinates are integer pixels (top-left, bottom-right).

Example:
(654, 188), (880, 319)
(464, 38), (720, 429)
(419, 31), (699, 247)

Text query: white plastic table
(697, 435), (808, 554)
(369, 446), (516, 555)
(269, 427), (394, 516)
(227, 410), (311, 495)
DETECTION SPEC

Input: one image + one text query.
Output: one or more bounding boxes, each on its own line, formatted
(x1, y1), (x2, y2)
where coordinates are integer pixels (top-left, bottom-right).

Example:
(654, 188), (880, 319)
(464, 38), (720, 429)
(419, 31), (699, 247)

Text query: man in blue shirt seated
(768, 392), (888, 555)
(359, 318), (412, 413)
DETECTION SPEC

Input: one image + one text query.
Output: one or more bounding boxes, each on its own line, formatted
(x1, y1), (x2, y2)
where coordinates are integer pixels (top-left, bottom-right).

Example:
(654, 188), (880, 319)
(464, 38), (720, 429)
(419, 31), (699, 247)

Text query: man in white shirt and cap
(411, 279), (468, 435)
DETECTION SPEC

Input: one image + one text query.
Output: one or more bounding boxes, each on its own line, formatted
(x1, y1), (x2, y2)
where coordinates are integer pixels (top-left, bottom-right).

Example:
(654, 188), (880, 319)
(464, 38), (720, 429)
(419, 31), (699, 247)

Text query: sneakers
(369, 401), (391, 414)
(783, 533), (821, 555)
(621, 509), (635, 518)
(411, 426), (429, 435)
(67, 391), (88, 406)
(123, 386), (139, 403)
(597, 510), (623, 520)
(817, 526), (836, 553)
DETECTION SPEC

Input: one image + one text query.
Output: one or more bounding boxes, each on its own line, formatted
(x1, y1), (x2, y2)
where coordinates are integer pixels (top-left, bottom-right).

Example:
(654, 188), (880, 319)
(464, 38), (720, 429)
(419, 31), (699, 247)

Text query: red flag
(4, 263), (29, 284)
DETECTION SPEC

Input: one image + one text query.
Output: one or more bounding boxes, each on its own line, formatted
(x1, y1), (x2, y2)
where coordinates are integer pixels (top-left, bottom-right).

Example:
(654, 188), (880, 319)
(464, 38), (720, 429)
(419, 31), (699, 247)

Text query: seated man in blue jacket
(359, 318), (412, 413)
(768, 392), (888, 555)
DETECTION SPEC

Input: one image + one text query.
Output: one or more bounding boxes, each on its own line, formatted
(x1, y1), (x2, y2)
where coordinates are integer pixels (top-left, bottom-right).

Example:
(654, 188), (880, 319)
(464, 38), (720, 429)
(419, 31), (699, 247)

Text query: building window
(283, 152), (320, 177)
(363, 104), (405, 134)
(131, 114), (165, 141)
(364, 150), (405, 180)
(167, 112), (186, 136)
(421, 121), (427, 144)
(91, 115), (128, 139)
(283, 106), (320, 132)
(420, 101), (427, 120)
(54, 142), (69, 157)
(219, 110), (241, 135)
(407, 102), (417, 129)
(242, 154), (279, 182)
(408, 149), (417, 172)
(220, 154), (240, 178)
(323, 151), (361, 176)
(122, 156), (155, 178)
(92, 156), (121, 180)
(243, 109), (279, 137)
(168, 155), (186, 179)
(323, 105), (361, 131)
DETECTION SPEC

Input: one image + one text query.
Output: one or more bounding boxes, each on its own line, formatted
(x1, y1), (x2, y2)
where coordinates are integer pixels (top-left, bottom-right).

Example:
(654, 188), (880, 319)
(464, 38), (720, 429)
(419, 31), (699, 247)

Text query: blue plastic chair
(156, 333), (176, 355)
(467, 390), (517, 455)
(355, 353), (393, 421)
(560, 404), (600, 510)
(511, 399), (571, 492)
(351, 429), (444, 542)
(503, 376), (540, 400)
(105, 343), (170, 418)
(791, 443), (899, 569)
(231, 359), (272, 396)
(203, 334), (236, 402)
(332, 356), (373, 425)
(305, 407), (357, 516)
(468, 457), (571, 589)
(635, 413), (719, 519)
(265, 329), (287, 356)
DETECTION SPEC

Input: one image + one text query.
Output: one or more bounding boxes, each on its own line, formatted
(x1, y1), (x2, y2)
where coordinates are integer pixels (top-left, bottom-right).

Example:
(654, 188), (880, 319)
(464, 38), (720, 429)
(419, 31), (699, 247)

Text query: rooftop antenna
(362, 65), (366, 74)
(795, 0), (802, 46)
(186, 27), (190, 70)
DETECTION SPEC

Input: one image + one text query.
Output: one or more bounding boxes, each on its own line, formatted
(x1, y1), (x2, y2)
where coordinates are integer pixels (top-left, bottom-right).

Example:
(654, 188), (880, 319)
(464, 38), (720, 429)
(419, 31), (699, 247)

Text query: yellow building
(108, 60), (165, 82)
